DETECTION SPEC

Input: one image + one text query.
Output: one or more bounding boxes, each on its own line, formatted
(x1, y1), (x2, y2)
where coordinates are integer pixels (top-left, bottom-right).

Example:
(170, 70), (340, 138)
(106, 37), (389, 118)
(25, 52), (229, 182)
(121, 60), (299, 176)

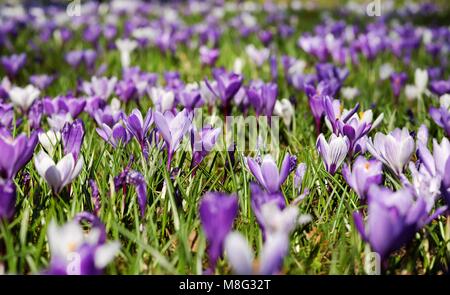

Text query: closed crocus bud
(199, 192), (238, 273)
(38, 130), (61, 156)
(62, 119), (85, 160)
(0, 131), (38, 179)
(367, 127), (415, 176)
(342, 156), (383, 199)
(115, 38), (138, 68)
(414, 68), (429, 95)
(0, 180), (16, 220)
(316, 133), (349, 175)
(9, 85), (40, 112)
(34, 151), (83, 193)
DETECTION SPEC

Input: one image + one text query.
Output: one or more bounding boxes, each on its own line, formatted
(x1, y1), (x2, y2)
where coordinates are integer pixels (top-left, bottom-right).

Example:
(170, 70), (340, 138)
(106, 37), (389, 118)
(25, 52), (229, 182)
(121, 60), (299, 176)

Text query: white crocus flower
(341, 86), (359, 100)
(47, 113), (73, 131)
(274, 99), (294, 126)
(414, 68), (428, 95)
(115, 38), (138, 68)
(34, 150), (83, 193)
(9, 85), (40, 111)
(38, 130), (61, 156)
(233, 58), (244, 74)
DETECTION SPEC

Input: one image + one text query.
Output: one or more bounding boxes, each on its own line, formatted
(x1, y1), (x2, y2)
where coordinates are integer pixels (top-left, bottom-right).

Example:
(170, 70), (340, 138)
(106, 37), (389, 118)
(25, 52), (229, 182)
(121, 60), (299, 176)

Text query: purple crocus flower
(1, 53), (26, 78)
(246, 153), (295, 193)
(258, 30), (273, 46)
(205, 69), (243, 115)
(178, 86), (204, 111)
(46, 217), (119, 275)
(96, 123), (131, 148)
(154, 109), (193, 169)
(124, 108), (153, 159)
(0, 180), (15, 220)
(390, 72), (407, 99)
(367, 128), (415, 176)
(246, 81), (278, 117)
(429, 106), (450, 137)
(62, 119), (85, 160)
(30, 74), (54, 91)
(199, 192), (238, 273)
(190, 125), (221, 169)
(353, 185), (446, 261)
(316, 133), (350, 175)
(199, 46), (220, 67)
(342, 156), (383, 199)
(43, 96), (86, 119)
(429, 80), (450, 96)
(0, 131), (38, 179)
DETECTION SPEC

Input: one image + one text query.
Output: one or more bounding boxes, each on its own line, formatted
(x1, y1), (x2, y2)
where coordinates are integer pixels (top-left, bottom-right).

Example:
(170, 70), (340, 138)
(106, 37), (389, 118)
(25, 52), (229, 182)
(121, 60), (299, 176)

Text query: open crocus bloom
(9, 84), (40, 112)
(367, 127), (415, 176)
(246, 154), (294, 193)
(34, 151), (83, 193)
(342, 156), (383, 199)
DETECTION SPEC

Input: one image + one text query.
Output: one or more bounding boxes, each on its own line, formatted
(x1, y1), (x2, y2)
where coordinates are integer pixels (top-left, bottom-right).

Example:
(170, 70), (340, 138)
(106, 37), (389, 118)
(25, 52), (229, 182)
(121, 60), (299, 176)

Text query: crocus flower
(429, 95), (450, 137)
(8, 84), (40, 112)
(316, 133), (349, 175)
(367, 127), (415, 176)
(48, 113), (73, 131)
(199, 46), (220, 67)
(246, 153), (295, 193)
(46, 217), (120, 275)
(0, 131), (38, 179)
(0, 180), (15, 220)
(149, 87), (175, 113)
(342, 156), (383, 199)
(1, 53), (26, 78)
(191, 125), (221, 169)
(34, 151), (83, 193)
(353, 185), (446, 261)
(205, 69), (243, 115)
(154, 109), (193, 169)
(114, 166), (147, 218)
(273, 98), (294, 126)
(115, 38), (138, 68)
(124, 108), (153, 158)
(245, 44), (270, 67)
(38, 130), (61, 156)
(414, 68), (428, 96)
(389, 72), (407, 98)
(81, 76), (117, 100)
(96, 122), (131, 148)
(30, 74), (54, 90)
(429, 80), (450, 96)
(246, 81), (277, 117)
(199, 192), (238, 273)
(62, 119), (84, 160)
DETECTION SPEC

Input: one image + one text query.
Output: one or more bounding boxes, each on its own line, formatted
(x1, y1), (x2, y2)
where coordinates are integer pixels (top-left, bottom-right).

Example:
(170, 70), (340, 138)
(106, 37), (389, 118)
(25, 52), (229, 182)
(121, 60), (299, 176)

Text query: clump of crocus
(353, 185), (446, 262)
(45, 214), (120, 275)
(0, 130), (38, 180)
(342, 156), (383, 199)
(154, 109), (193, 169)
(199, 192), (238, 274)
(316, 133), (349, 175)
(245, 153), (296, 193)
(34, 151), (83, 193)
(367, 127), (415, 176)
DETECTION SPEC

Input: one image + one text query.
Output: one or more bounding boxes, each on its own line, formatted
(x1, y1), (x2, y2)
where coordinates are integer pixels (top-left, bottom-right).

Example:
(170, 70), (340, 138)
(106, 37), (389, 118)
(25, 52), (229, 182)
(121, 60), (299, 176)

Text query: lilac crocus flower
(429, 80), (450, 96)
(1, 53), (26, 78)
(199, 192), (238, 273)
(390, 72), (407, 99)
(34, 151), (83, 193)
(154, 109), (193, 169)
(342, 156), (383, 199)
(246, 153), (295, 193)
(245, 44), (270, 67)
(114, 166), (147, 218)
(0, 131), (38, 179)
(30, 74), (54, 90)
(316, 133), (350, 175)
(0, 180), (15, 220)
(353, 185), (446, 261)
(124, 108), (153, 158)
(367, 128), (415, 176)
(199, 46), (220, 67)
(62, 119), (85, 160)
(205, 69), (243, 115)
(429, 105), (450, 137)
(178, 86), (204, 111)
(246, 81), (278, 117)
(46, 217), (120, 275)
(96, 123), (131, 148)
(191, 125), (221, 169)
(81, 76), (117, 100)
